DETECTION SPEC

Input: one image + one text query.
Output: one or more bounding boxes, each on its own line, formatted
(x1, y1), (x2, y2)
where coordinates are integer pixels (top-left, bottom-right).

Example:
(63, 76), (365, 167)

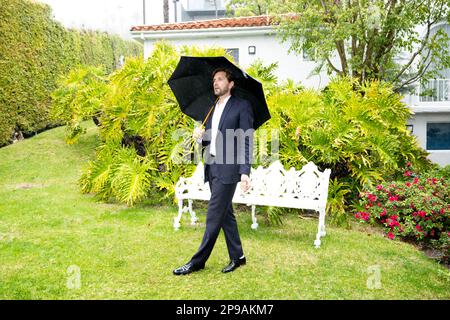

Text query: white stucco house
(131, 15), (329, 88)
(130, 15), (450, 166)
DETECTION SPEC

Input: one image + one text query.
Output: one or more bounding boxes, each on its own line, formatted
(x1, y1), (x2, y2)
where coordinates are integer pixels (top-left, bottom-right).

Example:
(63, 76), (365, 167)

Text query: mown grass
(0, 121), (449, 299)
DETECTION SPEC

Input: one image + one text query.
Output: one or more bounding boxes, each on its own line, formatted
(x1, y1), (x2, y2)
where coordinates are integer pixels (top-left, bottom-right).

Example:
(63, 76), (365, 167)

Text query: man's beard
(214, 87), (228, 97)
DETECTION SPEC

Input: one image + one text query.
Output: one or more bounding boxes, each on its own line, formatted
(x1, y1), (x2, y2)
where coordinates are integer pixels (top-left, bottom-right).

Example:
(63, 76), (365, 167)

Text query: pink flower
(387, 232), (395, 240)
(376, 185), (384, 191)
(388, 216), (400, 228)
(415, 224), (422, 232)
(389, 196), (398, 202)
(355, 211), (370, 221)
(406, 162), (412, 167)
(413, 177), (419, 184)
(418, 211), (426, 218)
(389, 220), (400, 228)
(405, 182), (411, 187)
(367, 194), (377, 202)
(404, 170), (412, 177)
(380, 208), (387, 217)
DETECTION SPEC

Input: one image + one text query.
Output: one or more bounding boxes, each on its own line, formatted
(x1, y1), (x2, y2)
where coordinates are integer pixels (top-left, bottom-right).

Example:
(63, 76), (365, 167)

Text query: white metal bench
(174, 160), (331, 248)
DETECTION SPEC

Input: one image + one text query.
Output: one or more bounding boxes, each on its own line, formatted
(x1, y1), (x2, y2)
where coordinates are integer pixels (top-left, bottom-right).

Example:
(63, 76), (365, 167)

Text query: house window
(226, 48), (239, 64)
(426, 122), (450, 150)
(406, 124), (413, 133)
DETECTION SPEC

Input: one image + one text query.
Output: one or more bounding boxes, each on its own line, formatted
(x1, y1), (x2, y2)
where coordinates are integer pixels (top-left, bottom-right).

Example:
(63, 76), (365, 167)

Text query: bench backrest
(175, 161), (331, 209)
(233, 161), (331, 209)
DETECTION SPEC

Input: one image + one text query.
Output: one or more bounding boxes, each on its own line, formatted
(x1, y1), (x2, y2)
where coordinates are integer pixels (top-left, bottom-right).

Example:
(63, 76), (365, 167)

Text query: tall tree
(227, 0), (450, 92)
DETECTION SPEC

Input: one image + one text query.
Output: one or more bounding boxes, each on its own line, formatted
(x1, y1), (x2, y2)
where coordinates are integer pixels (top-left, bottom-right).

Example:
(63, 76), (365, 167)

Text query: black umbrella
(168, 56), (270, 130)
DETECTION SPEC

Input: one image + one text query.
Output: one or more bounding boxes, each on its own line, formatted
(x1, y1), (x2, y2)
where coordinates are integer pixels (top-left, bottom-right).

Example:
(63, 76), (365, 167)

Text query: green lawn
(0, 121), (449, 299)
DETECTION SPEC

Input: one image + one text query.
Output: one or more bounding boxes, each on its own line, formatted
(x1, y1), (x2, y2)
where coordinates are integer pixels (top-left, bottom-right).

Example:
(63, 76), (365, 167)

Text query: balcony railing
(419, 79), (450, 102)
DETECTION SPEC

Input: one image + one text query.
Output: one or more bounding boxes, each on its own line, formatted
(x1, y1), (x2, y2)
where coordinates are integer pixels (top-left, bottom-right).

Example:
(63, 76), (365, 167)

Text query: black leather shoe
(222, 257), (246, 273)
(173, 262), (205, 275)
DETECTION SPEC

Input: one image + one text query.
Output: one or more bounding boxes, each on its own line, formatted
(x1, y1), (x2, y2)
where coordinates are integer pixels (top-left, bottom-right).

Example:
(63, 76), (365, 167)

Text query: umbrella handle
(201, 97), (219, 128)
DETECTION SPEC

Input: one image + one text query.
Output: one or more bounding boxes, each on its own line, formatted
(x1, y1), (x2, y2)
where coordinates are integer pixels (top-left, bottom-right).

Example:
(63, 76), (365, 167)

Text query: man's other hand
(193, 126), (205, 141)
(240, 174), (251, 192)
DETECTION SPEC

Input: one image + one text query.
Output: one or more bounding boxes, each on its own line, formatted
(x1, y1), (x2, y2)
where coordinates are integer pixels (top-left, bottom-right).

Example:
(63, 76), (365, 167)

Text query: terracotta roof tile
(130, 15), (283, 32)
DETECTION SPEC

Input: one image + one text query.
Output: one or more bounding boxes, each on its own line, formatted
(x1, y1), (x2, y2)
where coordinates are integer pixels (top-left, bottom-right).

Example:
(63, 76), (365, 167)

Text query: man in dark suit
(173, 68), (254, 275)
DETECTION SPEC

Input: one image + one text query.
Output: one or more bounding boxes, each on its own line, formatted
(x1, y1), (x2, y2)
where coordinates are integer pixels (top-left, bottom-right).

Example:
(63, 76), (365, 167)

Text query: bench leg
(314, 207), (326, 248)
(251, 205), (258, 230)
(319, 206), (326, 237)
(188, 199), (198, 225)
(174, 199), (184, 230)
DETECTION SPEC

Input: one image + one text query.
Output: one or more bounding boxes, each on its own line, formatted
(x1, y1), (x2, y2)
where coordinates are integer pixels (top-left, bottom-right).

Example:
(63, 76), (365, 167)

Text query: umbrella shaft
(201, 97), (219, 128)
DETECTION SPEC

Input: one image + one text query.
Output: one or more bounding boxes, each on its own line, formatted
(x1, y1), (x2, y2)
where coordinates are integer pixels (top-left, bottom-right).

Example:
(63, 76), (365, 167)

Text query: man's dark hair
(212, 68), (234, 83)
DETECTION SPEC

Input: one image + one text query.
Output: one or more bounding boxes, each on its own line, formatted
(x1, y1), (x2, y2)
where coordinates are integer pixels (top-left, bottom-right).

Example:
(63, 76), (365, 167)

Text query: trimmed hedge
(0, 0), (142, 146)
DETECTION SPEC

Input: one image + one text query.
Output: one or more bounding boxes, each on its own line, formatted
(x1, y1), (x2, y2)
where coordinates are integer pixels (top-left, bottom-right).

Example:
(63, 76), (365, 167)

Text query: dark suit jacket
(202, 95), (254, 184)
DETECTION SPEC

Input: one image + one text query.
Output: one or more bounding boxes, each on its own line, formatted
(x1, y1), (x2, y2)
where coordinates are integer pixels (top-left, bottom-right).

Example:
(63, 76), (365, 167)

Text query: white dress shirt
(210, 95), (231, 156)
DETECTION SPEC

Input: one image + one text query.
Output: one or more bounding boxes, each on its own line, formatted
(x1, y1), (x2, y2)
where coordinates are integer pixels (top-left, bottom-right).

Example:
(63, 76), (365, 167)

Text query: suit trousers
(190, 162), (244, 266)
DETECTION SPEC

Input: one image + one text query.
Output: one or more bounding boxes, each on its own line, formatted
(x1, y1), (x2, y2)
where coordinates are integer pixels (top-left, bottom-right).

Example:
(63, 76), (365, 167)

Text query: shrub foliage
(0, 0), (142, 146)
(355, 163), (449, 262)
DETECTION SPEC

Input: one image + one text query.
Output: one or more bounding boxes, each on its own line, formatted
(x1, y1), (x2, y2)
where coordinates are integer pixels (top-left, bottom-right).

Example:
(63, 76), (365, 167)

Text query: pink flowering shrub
(355, 163), (449, 262)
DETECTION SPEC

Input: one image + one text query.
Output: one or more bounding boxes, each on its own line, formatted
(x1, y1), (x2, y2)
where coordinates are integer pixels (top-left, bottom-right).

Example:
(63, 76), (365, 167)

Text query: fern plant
(110, 148), (155, 206)
(68, 42), (237, 206)
(50, 65), (108, 144)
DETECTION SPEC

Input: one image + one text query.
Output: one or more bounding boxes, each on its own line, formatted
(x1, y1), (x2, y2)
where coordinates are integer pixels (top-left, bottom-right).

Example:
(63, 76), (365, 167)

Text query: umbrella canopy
(168, 56), (270, 130)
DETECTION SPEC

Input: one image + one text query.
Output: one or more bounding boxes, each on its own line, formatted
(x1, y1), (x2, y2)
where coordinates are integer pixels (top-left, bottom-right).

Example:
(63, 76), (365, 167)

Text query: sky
(37, 0), (168, 39)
